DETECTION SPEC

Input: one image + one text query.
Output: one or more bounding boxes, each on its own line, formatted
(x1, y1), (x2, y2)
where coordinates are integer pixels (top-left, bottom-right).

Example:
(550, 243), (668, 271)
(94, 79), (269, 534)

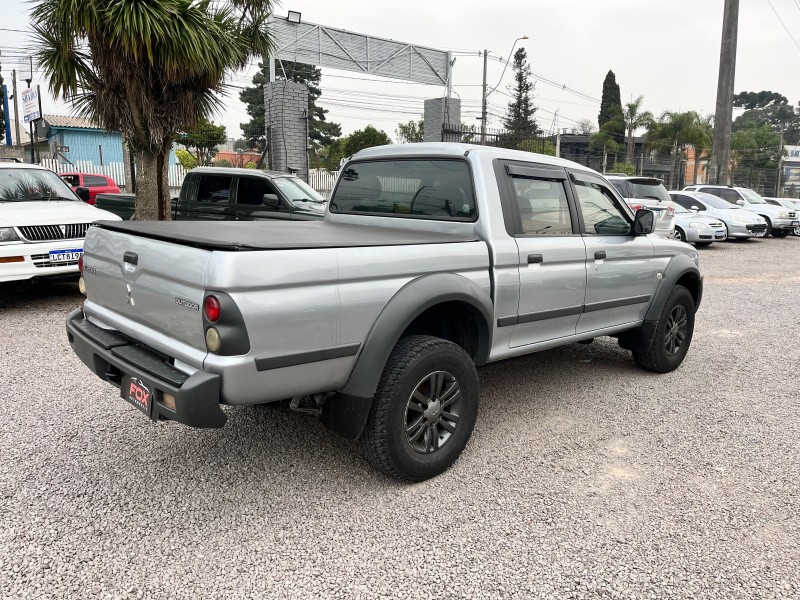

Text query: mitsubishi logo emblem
(59, 225), (66, 236)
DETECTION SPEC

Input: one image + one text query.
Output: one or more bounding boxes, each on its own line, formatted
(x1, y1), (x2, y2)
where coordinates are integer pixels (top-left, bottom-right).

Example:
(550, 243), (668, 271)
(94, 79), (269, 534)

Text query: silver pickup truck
(66, 143), (703, 481)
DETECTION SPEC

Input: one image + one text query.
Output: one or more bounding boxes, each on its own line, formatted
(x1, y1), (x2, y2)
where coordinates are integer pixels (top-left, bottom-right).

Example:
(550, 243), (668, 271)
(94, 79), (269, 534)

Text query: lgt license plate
(49, 248), (83, 263)
(123, 377), (153, 416)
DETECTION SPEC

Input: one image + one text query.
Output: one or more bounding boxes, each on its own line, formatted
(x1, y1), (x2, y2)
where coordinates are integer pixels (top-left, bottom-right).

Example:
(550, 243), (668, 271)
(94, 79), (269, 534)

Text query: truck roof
(350, 142), (595, 173)
(189, 167), (299, 178)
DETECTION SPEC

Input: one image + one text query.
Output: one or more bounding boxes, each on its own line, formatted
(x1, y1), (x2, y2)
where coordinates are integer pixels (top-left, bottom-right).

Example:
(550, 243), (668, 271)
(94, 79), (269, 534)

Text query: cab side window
(196, 175), (232, 203)
(572, 176), (632, 235)
(61, 174), (80, 187)
(237, 177), (280, 207)
(511, 178), (574, 235)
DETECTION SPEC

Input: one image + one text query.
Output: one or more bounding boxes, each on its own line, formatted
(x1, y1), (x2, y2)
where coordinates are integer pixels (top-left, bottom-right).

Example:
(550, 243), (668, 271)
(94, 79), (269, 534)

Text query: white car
(764, 197), (800, 236)
(670, 191), (768, 240)
(0, 163), (121, 284)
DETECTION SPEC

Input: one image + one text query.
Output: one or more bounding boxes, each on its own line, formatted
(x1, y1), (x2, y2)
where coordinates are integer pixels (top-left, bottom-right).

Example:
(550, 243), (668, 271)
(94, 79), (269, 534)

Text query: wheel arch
(320, 273), (493, 440)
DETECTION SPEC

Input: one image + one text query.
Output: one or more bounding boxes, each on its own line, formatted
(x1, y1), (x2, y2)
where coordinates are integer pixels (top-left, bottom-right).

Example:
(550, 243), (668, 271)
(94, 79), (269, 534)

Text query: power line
(764, 0), (800, 53)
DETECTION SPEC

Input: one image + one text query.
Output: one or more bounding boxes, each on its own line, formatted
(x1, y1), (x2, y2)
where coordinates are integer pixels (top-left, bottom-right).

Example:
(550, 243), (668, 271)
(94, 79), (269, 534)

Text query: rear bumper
(66, 309), (226, 428)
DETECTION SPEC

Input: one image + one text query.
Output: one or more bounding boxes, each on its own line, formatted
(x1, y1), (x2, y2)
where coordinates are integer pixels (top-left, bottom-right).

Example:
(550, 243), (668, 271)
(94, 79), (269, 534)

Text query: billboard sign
(784, 145), (800, 162)
(22, 88), (40, 123)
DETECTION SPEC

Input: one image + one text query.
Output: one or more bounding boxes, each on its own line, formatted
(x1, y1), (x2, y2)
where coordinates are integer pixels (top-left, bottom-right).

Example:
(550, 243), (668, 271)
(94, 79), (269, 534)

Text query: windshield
(694, 192), (738, 209)
(272, 177), (325, 203)
(629, 180), (671, 202)
(0, 168), (79, 202)
(740, 188), (766, 204)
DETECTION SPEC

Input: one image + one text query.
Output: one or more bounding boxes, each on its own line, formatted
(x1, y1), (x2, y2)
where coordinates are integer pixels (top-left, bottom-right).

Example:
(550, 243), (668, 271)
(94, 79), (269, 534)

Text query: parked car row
(681, 185), (799, 238)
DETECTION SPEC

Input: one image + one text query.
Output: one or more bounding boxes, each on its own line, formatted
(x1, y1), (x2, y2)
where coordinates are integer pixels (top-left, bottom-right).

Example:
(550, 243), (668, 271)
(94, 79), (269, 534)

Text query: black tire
(674, 227), (686, 242)
(694, 241), (712, 247)
(794, 226), (800, 237)
(763, 217), (773, 236)
(360, 335), (480, 482)
(633, 285), (695, 373)
(771, 229), (790, 238)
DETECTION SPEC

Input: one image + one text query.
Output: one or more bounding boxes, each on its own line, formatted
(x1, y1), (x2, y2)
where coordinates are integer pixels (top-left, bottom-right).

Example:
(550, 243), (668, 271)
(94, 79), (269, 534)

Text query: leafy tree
(598, 70), (624, 142)
(215, 159), (232, 168)
(733, 90), (800, 144)
(731, 124), (781, 169)
(343, 125), (392, 155)
(177, 118), (226, 166)
(175, 148), (198, 170)
(33, 0), (271, 220)
(233, 138), (251, 151)
(239, 60), (341, 153)
(396, 120), (424, 143)
(622, 96), (653, 163)
(611, 162), (636, 176)
(502, 48), (540, 137)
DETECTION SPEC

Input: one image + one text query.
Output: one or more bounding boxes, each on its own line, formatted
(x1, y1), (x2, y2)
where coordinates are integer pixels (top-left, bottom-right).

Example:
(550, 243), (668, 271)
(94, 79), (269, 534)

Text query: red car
(60, 172), (120, 205)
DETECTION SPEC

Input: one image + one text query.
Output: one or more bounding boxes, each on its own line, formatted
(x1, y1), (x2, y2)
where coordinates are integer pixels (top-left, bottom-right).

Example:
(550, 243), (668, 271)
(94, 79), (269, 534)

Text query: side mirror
(262, 193), (280, 208)
(690, 205), (700, 212)
(634, 208), (655, 235)
(76, 186), (90, 202)
(735, 199), (745, 206)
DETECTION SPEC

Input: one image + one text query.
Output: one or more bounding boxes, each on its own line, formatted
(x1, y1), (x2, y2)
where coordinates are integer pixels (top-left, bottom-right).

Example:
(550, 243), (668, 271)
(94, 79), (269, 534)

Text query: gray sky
(1, 0), (798, 141)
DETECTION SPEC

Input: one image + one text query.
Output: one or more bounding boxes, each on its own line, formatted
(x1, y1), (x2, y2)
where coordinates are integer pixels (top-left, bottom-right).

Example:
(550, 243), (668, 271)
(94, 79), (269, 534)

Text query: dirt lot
(1, 236), (799, 599)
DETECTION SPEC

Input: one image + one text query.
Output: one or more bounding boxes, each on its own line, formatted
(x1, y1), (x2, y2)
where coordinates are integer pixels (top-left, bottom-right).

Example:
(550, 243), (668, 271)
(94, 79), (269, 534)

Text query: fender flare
(320, 273), (493, 439)
(619, 255), (702, 353)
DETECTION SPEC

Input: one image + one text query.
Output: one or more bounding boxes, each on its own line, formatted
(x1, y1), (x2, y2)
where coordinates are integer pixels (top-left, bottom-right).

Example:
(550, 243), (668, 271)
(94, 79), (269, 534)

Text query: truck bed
(94, 220), (480, 250)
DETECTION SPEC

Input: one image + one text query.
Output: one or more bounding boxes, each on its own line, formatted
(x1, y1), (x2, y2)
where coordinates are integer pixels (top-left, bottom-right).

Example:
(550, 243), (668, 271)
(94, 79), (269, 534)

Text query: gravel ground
(1, 236), (799, 599)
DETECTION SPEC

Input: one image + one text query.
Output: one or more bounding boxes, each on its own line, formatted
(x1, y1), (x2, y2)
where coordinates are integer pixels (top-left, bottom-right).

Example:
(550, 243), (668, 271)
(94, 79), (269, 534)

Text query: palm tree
(623, 96), (653, 165)
(32, 0), (272, 220)
(647, 111), (712, 188)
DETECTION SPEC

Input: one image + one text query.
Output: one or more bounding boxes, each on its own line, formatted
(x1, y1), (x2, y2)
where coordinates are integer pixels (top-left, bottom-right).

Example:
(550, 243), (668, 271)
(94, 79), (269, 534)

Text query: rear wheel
(771, 229), (790, 238)
(360, 335), (479, 482)
(633, 285), (695, 373)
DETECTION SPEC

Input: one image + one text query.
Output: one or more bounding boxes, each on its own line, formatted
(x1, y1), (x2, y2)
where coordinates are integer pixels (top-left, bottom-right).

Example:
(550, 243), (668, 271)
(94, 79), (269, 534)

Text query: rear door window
(331, 159), (476, 221)
(511, 178), (574, 235)
(196, 175), (233, 203)
(84, 175), (107, 187)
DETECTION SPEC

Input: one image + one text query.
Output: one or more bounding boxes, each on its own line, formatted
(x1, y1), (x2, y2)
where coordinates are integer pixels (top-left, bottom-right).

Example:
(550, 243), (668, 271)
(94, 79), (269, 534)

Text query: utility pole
(776, 123), (785, 196)
(480, 49), (487, 145)
(12, 69), (20, 147)
(710, 0), (739, 185)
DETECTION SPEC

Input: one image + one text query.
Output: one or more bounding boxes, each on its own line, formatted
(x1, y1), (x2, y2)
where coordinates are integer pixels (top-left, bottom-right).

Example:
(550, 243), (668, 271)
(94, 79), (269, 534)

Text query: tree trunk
(134, 145), (172, 221)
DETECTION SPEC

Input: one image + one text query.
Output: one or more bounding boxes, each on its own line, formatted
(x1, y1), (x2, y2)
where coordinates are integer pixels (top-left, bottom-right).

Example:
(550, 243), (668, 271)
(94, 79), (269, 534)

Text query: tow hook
(289, 394), (327, 416)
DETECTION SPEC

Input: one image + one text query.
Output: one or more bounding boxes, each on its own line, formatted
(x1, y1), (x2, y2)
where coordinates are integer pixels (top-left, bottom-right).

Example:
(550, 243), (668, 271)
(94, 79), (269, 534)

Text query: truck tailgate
(82, 225), (210, 350)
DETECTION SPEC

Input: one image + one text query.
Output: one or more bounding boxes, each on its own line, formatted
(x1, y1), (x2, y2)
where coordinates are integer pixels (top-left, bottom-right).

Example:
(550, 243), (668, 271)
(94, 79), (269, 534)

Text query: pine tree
(502, 48), (540, 137)
(239, 60), (341, 153)
(598, 70), (624, 142)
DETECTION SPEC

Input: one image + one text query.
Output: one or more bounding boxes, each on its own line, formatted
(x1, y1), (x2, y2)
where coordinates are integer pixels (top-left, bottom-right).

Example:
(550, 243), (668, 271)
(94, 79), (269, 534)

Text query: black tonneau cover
(94, 220), (479, 250)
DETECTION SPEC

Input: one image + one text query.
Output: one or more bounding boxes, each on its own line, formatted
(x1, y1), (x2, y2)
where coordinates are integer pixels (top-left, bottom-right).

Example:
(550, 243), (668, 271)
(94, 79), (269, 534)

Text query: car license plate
(123, 377), (153, 416)
(49, 248), (83, 263)
(792, 220), (799, 226)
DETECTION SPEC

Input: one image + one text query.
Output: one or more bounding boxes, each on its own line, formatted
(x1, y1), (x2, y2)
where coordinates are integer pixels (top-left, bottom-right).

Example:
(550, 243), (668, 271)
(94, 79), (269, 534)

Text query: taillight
(204, 296), (221, 322)
(630, 204), (644, 212)
(78, 255), (84, 273)
(667, 206), (675, 215)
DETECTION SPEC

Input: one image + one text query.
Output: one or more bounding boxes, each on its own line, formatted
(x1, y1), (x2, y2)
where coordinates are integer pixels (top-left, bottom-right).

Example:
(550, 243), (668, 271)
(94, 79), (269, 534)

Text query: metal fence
(441, 124), (551, 154)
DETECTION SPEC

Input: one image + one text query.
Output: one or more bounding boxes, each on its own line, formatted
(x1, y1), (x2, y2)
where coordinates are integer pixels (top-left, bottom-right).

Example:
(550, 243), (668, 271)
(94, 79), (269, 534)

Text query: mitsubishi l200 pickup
(66, 143), (703, 481)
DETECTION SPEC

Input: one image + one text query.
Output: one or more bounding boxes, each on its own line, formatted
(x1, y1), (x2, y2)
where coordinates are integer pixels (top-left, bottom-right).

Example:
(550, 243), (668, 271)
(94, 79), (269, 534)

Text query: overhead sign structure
(22, 88), (41, 123)
(270, 15), (451, 88)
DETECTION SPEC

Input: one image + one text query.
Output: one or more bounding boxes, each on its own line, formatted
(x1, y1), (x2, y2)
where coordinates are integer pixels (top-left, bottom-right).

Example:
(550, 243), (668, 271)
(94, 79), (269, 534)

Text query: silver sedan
(672, 204), (727, 246)
(669, 191), (768, 240)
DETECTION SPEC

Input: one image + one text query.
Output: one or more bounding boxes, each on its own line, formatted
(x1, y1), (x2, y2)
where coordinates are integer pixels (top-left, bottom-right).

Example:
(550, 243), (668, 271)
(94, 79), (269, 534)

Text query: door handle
(123, 251), (138, 265)
(594, 250), (606, 260)
(527, 253), (543, 264)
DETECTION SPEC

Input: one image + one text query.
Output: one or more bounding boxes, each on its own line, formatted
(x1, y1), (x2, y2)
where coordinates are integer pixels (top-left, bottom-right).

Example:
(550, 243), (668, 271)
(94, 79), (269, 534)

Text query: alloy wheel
(664, 304), (688, 357)
(405, 371), (462, 454)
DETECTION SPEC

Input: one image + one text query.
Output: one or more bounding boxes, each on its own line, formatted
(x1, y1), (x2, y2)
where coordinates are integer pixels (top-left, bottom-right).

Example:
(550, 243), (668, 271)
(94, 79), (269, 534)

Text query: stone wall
(423, 97), (461, 143)
(265, 80), (309, 180)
